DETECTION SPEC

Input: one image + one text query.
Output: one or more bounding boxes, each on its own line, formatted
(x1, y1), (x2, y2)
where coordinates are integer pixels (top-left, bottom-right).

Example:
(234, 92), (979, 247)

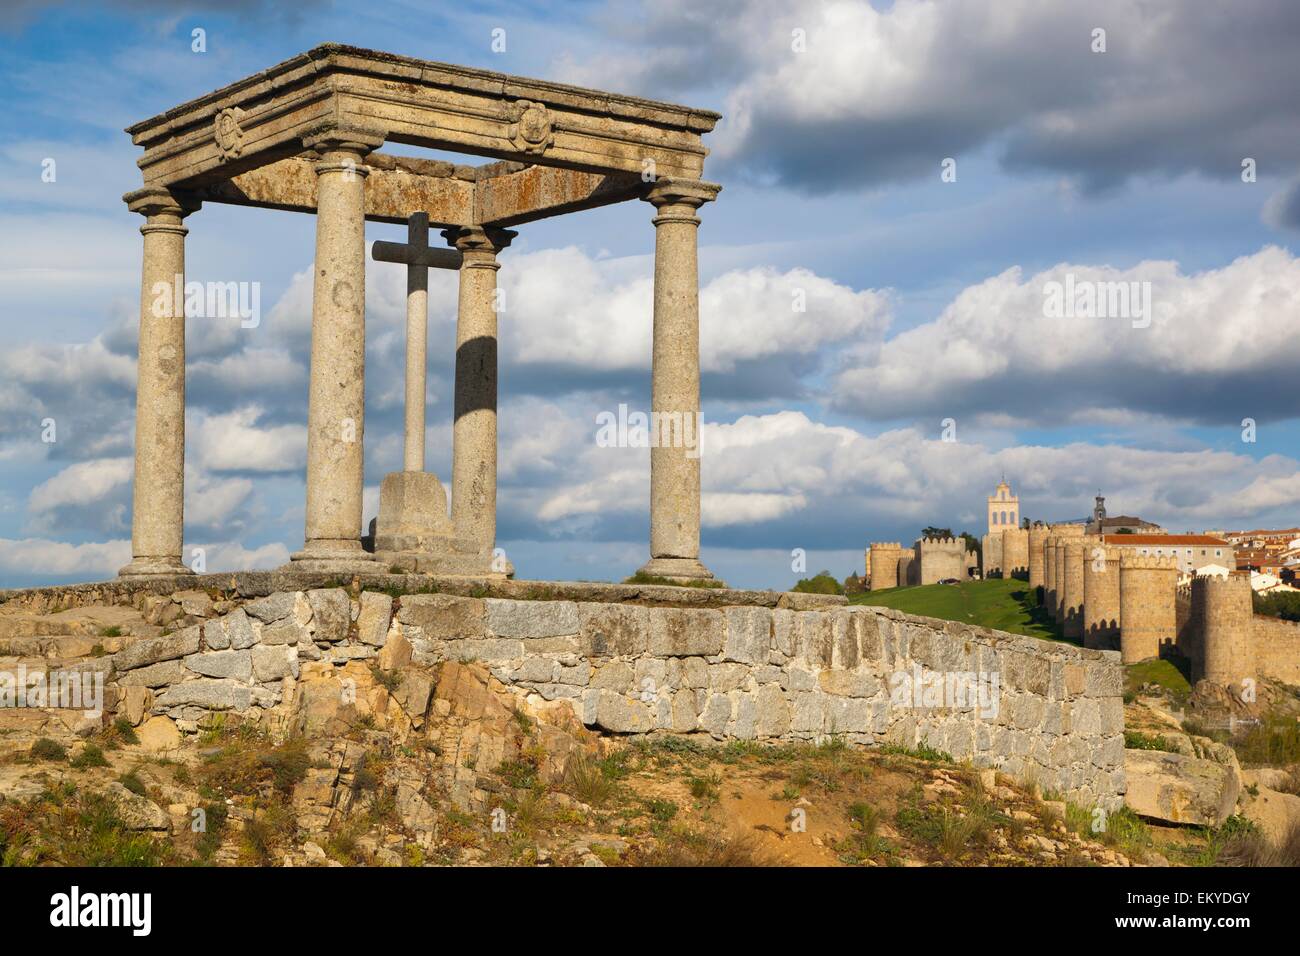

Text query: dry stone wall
(98, 588), (1127, 811)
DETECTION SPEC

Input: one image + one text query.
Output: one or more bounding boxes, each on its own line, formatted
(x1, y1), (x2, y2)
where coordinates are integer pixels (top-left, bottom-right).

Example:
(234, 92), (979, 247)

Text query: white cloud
(191, 406), (308, 473)
(0, 537), (130, 577)
(833, 246), (1300, 425)
(28, 457), (132, 514)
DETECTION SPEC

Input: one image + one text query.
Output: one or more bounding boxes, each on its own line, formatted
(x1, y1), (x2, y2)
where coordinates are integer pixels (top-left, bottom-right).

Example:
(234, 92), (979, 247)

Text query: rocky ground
(0, 591), (1295, 866)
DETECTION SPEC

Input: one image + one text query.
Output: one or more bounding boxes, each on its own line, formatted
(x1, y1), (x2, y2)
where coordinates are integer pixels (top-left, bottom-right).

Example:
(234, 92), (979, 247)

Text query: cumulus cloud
(555, 0), (1300, 195)
(191, 406), (308, 474)
(0, 537), (130, 578)
(832, 246), (1300, 426)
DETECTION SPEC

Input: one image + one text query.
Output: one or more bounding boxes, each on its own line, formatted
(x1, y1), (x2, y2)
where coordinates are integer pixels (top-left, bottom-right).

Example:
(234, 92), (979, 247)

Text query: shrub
(792, 571), (844, 595)
(561, 753), (617, 807)
(30, 738), (67, 761)
(117, 770), (147, 797)
(70, 744), (109, 769)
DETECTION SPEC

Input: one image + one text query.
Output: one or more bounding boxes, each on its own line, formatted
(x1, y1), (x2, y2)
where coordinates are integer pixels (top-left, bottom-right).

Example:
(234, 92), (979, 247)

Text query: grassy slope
(850, 579), (1061, 643)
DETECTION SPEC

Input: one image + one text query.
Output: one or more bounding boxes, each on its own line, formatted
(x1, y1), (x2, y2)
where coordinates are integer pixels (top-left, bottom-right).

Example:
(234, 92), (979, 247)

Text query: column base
(374, 547), (509, 577)
(284, 542), (376, 574)
(635, 556), (724, 587)
(118, 556), (195, 579)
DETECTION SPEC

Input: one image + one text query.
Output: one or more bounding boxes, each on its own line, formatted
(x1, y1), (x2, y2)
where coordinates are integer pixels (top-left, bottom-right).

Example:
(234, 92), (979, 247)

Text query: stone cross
(372, 212), (462, 471)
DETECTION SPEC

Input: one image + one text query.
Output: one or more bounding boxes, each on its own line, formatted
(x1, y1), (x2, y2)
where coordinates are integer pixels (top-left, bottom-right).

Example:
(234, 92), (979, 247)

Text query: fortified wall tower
(1001, 527), (1030, 580)
(1028, 523), (1048, 591)
(1193, 573), (1256, 689)
(1051, 525), (1085, 621)
(982, 532), (1003, 578)
(916, 536), (967, 585)
(1061, 537), (1088, 640)
(1043, 531), (1058, 615)
(868, 542), (907, 591)
(1082, 544), (1121, 651)
(1119, 554), (1178, 663)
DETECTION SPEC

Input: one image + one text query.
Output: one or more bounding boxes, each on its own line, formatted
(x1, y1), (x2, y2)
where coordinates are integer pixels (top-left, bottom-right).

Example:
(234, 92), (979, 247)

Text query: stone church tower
(987, 479), (1019, 533)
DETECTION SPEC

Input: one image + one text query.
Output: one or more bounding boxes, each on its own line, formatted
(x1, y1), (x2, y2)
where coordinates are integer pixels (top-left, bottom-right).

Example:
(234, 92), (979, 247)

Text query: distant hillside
(851, 579), (1060, 643)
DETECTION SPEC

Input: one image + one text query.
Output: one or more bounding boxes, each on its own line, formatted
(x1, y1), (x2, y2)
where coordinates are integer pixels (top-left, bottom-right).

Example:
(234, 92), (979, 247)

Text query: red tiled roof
(1104, 535), (1230, 546)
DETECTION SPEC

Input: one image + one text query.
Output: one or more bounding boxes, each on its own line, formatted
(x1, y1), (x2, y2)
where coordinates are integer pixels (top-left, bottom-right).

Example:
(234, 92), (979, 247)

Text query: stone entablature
(125, 44), (719, 189)
(77, 586), (1125, 812)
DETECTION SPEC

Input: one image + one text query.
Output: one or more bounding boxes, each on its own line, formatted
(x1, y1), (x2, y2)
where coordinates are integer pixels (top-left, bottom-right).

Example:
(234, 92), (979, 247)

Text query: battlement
(1191, 573), (1252, 595)
(869, 541), (904, 551)
(918, 536), (962, 547)
(1053, 524), (1086, 537)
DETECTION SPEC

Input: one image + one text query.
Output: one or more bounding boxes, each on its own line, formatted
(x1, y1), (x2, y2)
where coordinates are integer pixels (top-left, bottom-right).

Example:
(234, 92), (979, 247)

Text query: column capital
(123, 186), (201, 221)
(643, 178), (721, 210)
(301, 124), (386, 155)
(441, 225), (517, 265)
(303, 125), (385, 177)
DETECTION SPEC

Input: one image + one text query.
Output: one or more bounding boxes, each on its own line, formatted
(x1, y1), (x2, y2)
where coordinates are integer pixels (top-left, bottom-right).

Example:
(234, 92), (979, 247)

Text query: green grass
(851, 579), (1059, 642)
(1123, 659), (1192, 703)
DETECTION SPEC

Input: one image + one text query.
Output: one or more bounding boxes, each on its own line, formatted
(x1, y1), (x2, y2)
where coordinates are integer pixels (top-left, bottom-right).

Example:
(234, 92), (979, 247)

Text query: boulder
(106, 782), (169, 831)
(137, 715), (183, 752)
(1124, 749), (1241, 826)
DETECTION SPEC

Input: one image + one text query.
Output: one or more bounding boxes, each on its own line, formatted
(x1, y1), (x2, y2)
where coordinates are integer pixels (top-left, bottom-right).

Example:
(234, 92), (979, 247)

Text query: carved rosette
(508, 100), (554, 155)
(214, 107), (246, 160)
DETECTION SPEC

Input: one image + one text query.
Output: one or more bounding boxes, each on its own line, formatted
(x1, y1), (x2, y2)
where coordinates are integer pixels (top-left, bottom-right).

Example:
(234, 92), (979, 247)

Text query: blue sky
(2, 0), (1299, 590)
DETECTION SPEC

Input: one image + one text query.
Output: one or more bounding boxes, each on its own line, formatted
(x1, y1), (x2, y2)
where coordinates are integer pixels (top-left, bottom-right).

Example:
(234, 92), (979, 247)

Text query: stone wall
(1252, 615), (1300, 687)
(1028, 524), (1048, 591)
(1195, 575), (1255, 688)
(1082, 546), (1121, 651)
(983, 532), (1004, 578)
(868, 543), (906, 591)
(1001, 528), (1030, 580)
(96, 587), (1127, 811)
(1118, 556), (1178, 664)
(916, 537), (967, 585)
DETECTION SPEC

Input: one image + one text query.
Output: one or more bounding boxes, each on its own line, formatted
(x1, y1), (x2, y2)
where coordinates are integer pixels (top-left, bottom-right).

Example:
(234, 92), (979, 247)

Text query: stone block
(486, 599), (579, 639)
(647, 607), (724, 657)
(396, 594), (486, 639)
(244, 592), (299, 624)
(699, 693), (732, 736)
(202, 618), (229, 650)
(223, 609), (259, 650)
(592, 690), (655, 734)
(356, 592), (394, 646)
(721, 606), (771, 665)
(590, 660), (634, 694)
(184, 649), (252, 681)
(252, 644), (298, 681)
(113, 626), (200, 672)
(753, 684), (791, 738)
(372, 470), (454, 549)
(117, 659), (186, 688)
(155, 678), (252, 711)
(261, 620), (311, 646)
(308, 589), (352, 642)
(576, 602), (650, 657)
